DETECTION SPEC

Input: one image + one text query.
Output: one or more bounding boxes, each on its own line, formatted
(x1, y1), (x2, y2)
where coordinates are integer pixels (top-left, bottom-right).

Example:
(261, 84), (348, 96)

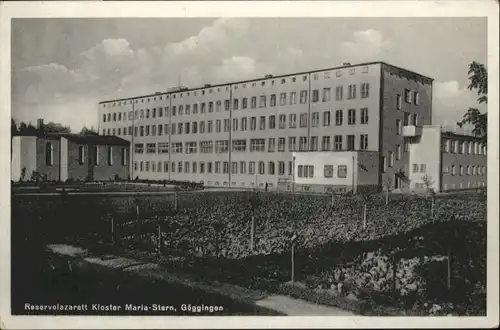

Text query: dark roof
(441, 131), (485, 142)
(16, 132), (130, 146)
(98, 61), (434, 104)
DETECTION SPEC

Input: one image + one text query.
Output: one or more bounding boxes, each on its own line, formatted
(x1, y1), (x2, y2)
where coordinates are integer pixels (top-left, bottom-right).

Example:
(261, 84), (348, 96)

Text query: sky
(11, 17), (487, 133)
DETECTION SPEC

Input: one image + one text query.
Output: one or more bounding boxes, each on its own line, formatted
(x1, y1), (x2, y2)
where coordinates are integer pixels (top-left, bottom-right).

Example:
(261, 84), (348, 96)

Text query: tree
(421, 174), (435, 196)
(43, 122), (71, 134)
(458, 61), (487, 141)
(80, 126), (99, 135)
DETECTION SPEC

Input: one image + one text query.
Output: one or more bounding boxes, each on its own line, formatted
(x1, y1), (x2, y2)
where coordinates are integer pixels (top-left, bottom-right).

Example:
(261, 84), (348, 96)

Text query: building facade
(97, 61), (485, 192)
(11, 132), (130, 182)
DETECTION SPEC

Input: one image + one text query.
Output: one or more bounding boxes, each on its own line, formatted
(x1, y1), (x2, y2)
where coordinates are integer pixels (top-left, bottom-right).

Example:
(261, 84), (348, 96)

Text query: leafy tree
(42, 122), (71, 134)
(458, 61), (487, 141)
(80, 126), (99, 135)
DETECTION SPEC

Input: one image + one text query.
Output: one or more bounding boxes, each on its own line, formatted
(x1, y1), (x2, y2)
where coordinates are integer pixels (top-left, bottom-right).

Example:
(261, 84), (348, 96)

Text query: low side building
(11, 133), (130, 182)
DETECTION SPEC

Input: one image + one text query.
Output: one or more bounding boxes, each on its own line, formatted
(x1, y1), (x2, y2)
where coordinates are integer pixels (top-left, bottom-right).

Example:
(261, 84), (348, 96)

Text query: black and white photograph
(1, 1), (498, 329)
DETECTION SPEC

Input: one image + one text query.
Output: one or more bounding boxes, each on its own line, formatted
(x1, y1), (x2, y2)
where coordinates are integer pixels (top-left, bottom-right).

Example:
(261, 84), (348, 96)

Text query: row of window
(44, 143), (127, 166)
(443, 164), (486, 176)
(396, 89), (420, 110)
(442, 139), (487, 155)
(102, 85), (372, 123)
(102, 67), (374, 108)
(133, 160), (296, 176)
(442, 182), (486, 190)
(133, 135), (371, 155)
(297, 164), (349, 179)
(102, 108), (371, 137)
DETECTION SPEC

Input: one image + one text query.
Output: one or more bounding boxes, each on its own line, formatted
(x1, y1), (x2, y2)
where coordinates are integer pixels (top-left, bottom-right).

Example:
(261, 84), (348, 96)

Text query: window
(388, 151), (394, 167)
(299, 136), (308, 151)
(280, 93), (287, 106)
(170, 162), (175, 173)
(334, 135), (343, 151)
(335, 86), (343, 101)
(322, 136), (331, 151)
(404, 89), (411, 103)
(259, 161), (265, 175)
(322, 88), (331, 102)
(121, 148), (128, 166)
(396, 145), (402, 160)
(299, 113), (308, 128)
(348, 109), (356, 125)
(259, 95), (267, 108)
(232, 139), (247, 152)
(173, 142), (183, 153)
(107, 147), (113, 166)
(290, 92), (297, 104)
(459, 165), (464, 176)
(312, 89), (319, 102)
(278, 137), (286, 152)
(289, 114), (297, 128)
(268, 162), (275, 175)
(232, 162), (238, 174)
(311, 112), (319, 127)
(215, 161), (221, 174)
(259, 116), (266, 130)
(347, 84), (356, 99)
(269, 115), (276, 129)
(335, 110), (343, 125)
(242, 98), (248, 109)
(216, 120), (221, 133)
(200, 141), (214, 153)
(185, 122), (190, 134)
(145, 161), (150, 172)
(158, 143), (169, 154)
(251, 97), (257, 108)
(178, 123), (183, 135)
(185, 142), (197, 154)
(249, 161), (255, 175)
(420, 164), (427, 173)
(288, 137), (297, 151)
(146, 143), (156, 154)
(241, 117), (248, 131)
(215, 140), (229, 153)
(224, 119), (230, 132)
(240, 161), (246, 174)
(199, 121), (205, 134)
(268, 138), (276, 152)
(78, 146), (85, 165)
(177, 161), (183, 173)
(310, 136), (318, 151)
(360, 134), (368, 150)
(250, 138), (265, 152)
(232, 118), (238, 132)
(299, 90), (308, 104)
(397, 94), (402, 110)
(279, 115), (286, 129)
(134, 143), (144, 154)
(324, 165), (334, 178)
(347, 135), (355, 151)
(270, 94), (276, 107)
(338, 165), (347, 178)
(360, 108), (369, 124)
(396, 120), (402, 135)
(158, 124), (163, 136)
(279, 161), (285, 175)
(323, 111), (331, 126)
(250, 117), (257, 130)
(171, 124), (176, 135)
(233, 99), (239, 110)
(298, 165), (303, 178)
(361, 83), (369, 98)
(288, 161), (293, 175)
(404, 112), (410, 126)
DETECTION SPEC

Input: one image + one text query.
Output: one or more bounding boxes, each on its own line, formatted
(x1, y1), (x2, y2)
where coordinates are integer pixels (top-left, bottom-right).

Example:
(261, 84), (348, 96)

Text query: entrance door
(394, 173), (400, 190)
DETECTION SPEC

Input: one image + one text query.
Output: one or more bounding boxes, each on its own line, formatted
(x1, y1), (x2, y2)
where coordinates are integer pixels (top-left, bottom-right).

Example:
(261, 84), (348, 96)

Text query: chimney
(37, 118), (44, 131)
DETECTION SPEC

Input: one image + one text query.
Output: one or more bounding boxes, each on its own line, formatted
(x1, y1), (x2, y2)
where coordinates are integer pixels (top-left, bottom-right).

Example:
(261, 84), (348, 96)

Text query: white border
(1, 1), (498, 329)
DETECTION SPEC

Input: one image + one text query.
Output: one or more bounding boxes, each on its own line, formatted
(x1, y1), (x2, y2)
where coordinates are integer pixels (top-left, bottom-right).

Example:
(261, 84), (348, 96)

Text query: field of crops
(12, 190), (487, 316)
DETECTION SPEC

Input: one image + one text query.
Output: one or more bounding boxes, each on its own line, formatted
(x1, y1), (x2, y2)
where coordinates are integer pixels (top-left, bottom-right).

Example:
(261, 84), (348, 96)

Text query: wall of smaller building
(92, 145), (130, 181)
(60, 137), (68, 181)
(407, 126), (441, 192)
(36, 137), (61, 181)
(292, 151), (379, 194)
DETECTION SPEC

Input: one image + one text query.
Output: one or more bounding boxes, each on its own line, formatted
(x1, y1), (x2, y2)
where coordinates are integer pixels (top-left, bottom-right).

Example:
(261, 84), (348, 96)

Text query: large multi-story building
(98, 61), (486, 192)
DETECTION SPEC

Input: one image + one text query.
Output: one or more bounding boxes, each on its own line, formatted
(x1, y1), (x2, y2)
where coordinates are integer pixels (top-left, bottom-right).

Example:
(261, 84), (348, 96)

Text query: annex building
(97, 61), (487, 193)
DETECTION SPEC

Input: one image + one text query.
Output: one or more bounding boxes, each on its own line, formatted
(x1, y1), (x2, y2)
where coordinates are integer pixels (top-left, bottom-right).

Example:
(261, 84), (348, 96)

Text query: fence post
(158, 224), (161, 255)
(111, 216), (114, 244)
(363, 204), (367, 230)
